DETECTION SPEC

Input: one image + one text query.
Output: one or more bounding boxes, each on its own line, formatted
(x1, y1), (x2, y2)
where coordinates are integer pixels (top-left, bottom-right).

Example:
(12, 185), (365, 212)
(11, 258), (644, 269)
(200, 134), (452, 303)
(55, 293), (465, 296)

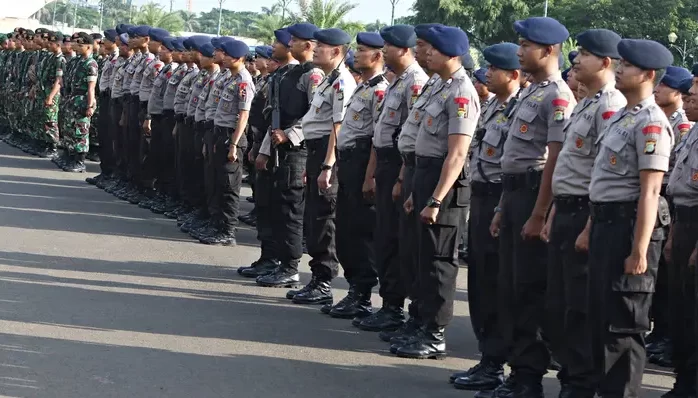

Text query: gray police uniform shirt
(115, 53), (138, 98)
(336, 72), (388, 151)
(298, 63), (325, 104)
(110, 55), (130, 99)
(163, 63), (187, 111)
(173, 64), (199, 115)
(589, 96), (674, 202)
(374, 62), (429, 149)
(147, 61), (178, 115)
(204, 69), (231, 121)
(414, 67), (480, 158)
(195, 68), (221, 122)
(301, 64), (357, 140)
(130, 51), (155, 96)
(667, 124), (698, 206)
(186, 69), (210, 118)
(98, 51), (118, 93)
(501, 72), (576, 174)
(139, 56), (164, 102)
(552, 82), (626, 196)
(665, 108), (692, 185)
(398, 74), (441, 154)
(214, 67), (256, 129)
(469, 91), (519, 184)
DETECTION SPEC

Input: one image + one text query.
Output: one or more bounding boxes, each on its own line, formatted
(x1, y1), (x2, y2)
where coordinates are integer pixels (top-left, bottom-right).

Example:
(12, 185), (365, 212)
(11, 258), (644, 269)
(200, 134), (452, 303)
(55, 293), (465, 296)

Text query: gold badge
(693, 171), (698, 182)
(575, 137), (583, 149)
(414, 111), (419, 121)
(610, 154), (617, 165)
(486, 147), (495, 157)
(520, 124), (528, 134)
(427, 117), (433, 127)
(353, 113), (360, 121)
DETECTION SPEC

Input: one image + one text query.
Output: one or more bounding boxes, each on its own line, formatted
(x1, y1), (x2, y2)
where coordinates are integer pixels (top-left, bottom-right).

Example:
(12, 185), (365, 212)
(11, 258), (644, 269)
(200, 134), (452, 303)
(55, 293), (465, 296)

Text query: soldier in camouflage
(38, 31), (66, 158)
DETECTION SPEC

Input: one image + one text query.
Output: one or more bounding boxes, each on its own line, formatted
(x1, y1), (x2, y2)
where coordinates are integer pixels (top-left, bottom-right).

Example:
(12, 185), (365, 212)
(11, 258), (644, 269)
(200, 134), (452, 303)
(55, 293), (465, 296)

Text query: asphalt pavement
(0, 141), (674, 398)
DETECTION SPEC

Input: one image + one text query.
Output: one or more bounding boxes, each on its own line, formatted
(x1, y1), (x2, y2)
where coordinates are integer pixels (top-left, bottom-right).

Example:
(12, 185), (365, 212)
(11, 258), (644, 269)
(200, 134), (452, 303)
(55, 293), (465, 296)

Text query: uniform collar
(533, 71), (562, 88)
(627, 95), (655, 114)
(669, 107), (686, 121)
(590, 81), (616, 102)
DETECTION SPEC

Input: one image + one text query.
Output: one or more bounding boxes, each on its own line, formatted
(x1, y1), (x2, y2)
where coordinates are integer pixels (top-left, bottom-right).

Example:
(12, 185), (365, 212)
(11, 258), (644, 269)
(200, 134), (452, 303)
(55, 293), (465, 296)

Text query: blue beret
(661, 66), (693, 90)
(129, 25), (151, 38)
(474, 68), (487, 84)
(414, 23), (442, 40)
(357, 32), (384, 48)
(118, 33), (129, 45)
(423, 25), (469, 57)
(255, 45), (270, 59)
(274, 28), (291, 47)
(116, 24), (133, 35)
(188, 35), (211, 52)
(199, 42), (215, 58)
(314, 28), (351, 46)
(161, 37), (175, 52)
(514, 17), (569, 45)
(462, 53), (474, 70)
(575, 29), (621, 59)
(149, 27), (169, 42)
(568, 50), (578, 64)
(172, 37), (186, 52)
(221, 40), (249, 58)
(380, 25), (416, 48)
(103, 29), (117, 42)
(288, 23), (319, 40)
(678, 77), (693, 95)
(483, 42), (521, 70)
(618, 39), (673, 70)
(213, 36), (235, 50)
(562, 68), (570, 82)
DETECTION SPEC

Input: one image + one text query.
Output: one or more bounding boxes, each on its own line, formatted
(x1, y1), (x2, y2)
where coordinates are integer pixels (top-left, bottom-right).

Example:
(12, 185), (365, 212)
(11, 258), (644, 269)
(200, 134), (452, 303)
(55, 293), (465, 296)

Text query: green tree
(365, 19), (386, 32)
(134, 2), (184, 33)
(250, 13), (285, 43)
(292, 0), (358, 28)
(179, 10), (200, 32)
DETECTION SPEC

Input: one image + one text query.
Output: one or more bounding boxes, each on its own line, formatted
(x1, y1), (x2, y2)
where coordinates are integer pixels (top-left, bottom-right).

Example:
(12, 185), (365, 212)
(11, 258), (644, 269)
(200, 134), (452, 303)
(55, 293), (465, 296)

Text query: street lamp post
(668, 32), (698, 67)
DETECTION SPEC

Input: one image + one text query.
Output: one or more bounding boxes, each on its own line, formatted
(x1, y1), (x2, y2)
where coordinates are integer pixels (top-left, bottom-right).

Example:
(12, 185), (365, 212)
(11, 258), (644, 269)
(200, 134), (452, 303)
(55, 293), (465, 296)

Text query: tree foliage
(134, 2), (184, 33)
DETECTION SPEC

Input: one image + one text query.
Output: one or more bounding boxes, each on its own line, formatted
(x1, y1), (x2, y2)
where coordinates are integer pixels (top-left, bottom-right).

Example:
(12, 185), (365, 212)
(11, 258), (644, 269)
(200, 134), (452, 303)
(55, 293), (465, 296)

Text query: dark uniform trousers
(145, 113), (164, 188)
(138, 101), (152, 188)
(212, 126), (244, 233)
(412, 156), (466, 327)
(400, 153), (420, 318)
(111, 97), (126, 176)
(159, 110), (177, 197)
(650, 186), (673, 341)
(336, 139), (377, 290)
(127, 96), (142, 184)
(177, 116), (195, 208)
(546, 195), (594, 390)
(375, 147), (406, 306)
(305, 135), (340, 281)
(469, 181), (508, 363)
(203, 123), (219, 220)
(588, 201), (665, 398)
(255, 163), (279, 262)
(271, 144), (306, 268)
(191, 121), (210, 217)
(499, 171), (549, 382)
(97, 91), (115, 175)
(669, 206), (698, 389)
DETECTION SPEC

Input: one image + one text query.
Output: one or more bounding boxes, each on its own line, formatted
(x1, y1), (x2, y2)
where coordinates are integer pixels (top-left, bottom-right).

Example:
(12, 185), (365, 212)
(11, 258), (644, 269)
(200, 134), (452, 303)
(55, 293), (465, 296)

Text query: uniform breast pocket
(126, 66), (135, 75)
(571, 121), (593, 156)
(345, 100), (367, 129)
(480, 126), (504, 163)
(114, 73), (123, 81)
(686, 157), (698, 187)
(310, 95), (325, 114)
(153, 78), (164, 88)
(220, 91), (234, 112)
(599, 135), (630, 176)
(423, 102), (446, 136)
(383, 96), (402, 126)
(512, 107), (537, 142)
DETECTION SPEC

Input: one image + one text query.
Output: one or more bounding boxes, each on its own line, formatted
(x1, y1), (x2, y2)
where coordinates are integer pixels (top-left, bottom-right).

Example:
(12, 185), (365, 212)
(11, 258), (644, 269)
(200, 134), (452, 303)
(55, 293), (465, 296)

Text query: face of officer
(567, 67), (580, 92)
(49, 41), (61, 53)
(578, 82), (589, 98)
(148, 39), (160, 54)
(214, 48), (225, 64)
(517, 38), (557, 74)
(77, 43), (92, 57)
(685, 94), (698, 121)
(653, 83), (681, 107)
(267, 58), (279, 73)
(159, 47), (172, 63)
(474, 80), (489, 99)
(485, 65), (519, 95)
(290, 37), (313, 60)
(382, 43), (406, 70)
(425, 46), (453, 74)
(313, 42), (342, 68)
(225, 55), (245, 70)
(355, 44), (382, 71)
(615, 59), (655, 93)
(272, 41), (290, 61)
(573, 48), (606, 86)
(199, 54), (215, 68)
(414, 38), (431, 70)
(254, 57), (267, 72)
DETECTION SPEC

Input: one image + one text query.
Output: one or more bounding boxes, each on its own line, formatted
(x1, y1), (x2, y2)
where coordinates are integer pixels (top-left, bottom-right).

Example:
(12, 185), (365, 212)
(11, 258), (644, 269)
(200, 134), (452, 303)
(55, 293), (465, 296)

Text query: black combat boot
(395, 325), (447, 360)
(256, 266), (301, 288)
(354, 303), (404, 331)
(238, 258), (280, 278)
(291, 278), (332, 304)
(64, 153), (86, 172)
(329, 286), (373, 319)
(453, 358), (505, 390)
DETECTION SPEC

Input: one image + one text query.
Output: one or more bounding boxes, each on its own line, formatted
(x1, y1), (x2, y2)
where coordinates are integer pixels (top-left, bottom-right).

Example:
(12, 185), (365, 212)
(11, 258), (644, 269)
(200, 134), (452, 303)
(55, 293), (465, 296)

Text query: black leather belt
(590, 201), (637, 222)
(376, 146), (401, 162)
(416, 155), (445, 168)
(502, 170), (542, 192)
(555, 195), (589, 213)
(402, 152), (416, 167)
(471, 181), (502, 197)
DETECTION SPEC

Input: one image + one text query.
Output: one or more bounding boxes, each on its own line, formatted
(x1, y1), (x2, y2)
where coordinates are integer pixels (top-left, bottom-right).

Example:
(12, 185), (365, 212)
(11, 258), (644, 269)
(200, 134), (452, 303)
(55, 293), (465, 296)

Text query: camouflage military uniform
(59, 54), (79, 146)
(39, 50), (65, 146)
(89, 53), (106, 154)
(66, 56), (99, 154)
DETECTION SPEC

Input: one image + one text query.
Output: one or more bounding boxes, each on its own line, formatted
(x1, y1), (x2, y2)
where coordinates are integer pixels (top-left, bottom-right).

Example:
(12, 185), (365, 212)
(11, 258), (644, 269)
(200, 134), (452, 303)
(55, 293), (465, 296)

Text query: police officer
(679, 77), (693, 106)
(474, 67), (493, 108)
(488, 17), (576, 396)
(252, 24), (325, 287)
(452, 42), (523, 392)
(394, 25), (478, 359)
(585, 39), (674, 397)
(203, 39), (256, 245)
(664, 68), (698, 398)
(647, 65), (693, 367)
(354, 24), (428, 333)
(327, 31), (388, 319)
(541, 29), (626, 398)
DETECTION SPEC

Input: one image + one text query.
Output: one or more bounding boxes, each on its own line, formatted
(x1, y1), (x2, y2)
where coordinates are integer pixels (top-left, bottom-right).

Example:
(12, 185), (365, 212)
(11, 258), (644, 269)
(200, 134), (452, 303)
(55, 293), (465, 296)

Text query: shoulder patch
(679, 123), (691, 137)
(454, 97), (469, 118)
(602, 111), (615, 120)
(333, 78), (344, 92)
(375, 90), (385, 102)
(310, 73), (322, 86)
(642, 125), (663, 135)
(644, 138), (657, 154)
(552, 98), (569, 107)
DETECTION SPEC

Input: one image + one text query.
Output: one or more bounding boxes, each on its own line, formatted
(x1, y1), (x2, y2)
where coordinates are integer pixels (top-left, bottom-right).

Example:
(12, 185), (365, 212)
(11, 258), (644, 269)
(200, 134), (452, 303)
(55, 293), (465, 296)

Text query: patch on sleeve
(239, 82), (247, 100)
(166, 71), (172, 79)
(602, 111), (615, 120)
(333, 78), (344, 92)
(679, 123), (691, 137)
(642, 125), (662, 135)
(154, 63), (162, 71)
(309, 73), (322, 87)
(410, 84), (422, 104)
(644, 138), (657, 154)
(552, 98), (568, 122)
(454, 97), (469, 118)
(375, 90), (385, 102)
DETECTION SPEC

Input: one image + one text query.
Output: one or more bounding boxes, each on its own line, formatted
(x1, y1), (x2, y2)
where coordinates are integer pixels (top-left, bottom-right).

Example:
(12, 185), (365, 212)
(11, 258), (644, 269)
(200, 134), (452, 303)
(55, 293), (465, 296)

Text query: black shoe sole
(396, 351), (447, 360)
(454, 381), (504, 391)
(292, 297), (333, 305)
(355, 323), (403, 332)
(257, 281), (302, 288)
(329, 312), (363, 319)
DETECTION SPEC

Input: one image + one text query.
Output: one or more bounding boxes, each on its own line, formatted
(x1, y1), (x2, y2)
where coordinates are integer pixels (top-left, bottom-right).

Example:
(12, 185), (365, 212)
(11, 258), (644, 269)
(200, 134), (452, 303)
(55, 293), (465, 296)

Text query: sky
(133, 0), (414, 25)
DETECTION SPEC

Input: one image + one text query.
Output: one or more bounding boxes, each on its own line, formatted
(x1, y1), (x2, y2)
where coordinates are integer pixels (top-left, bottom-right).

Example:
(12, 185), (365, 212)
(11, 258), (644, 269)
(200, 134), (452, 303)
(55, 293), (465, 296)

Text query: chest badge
(414, 111), (419, 121)
(486, 147), (495, 157)
(610, 154), (617, 165)
(575, 137), (584, 149)
(353, 113), (360, 121)
(644, 139), (657, 154)
(692, 171), (698, 182)
(520, 124), (528, 134)
(390, 110), (396, 119)
(427, 117), (433, 127)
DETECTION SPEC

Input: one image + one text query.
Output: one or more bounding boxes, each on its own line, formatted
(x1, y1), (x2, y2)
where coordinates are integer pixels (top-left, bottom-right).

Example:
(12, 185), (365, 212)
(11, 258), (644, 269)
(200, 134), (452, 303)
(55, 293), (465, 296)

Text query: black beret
(575, 29), (621, 59)
(172, 37), (186, 52)
(288, 23), (319, 40)
(255, 45), (272, 59)
(568, 50), (578, 64)
(128, 25), (150, 38)
(199, 42), (215, 58)
(691, 63), (698, 77)
(116, 24), (134, 35)
(47, 32), (64, 43)
(380, 24), (416, 48)
(562, 68), (570, 82)
(483, 42), (521, 70)
(513, 17), (569, 45)
(314, 28), (351, 46)
(357, 32), (384, 48)
(618, 39), (673, 70)
(118, 33), (129, 45)
(661, 66), (692, 90)
(74, 32), (95, 45)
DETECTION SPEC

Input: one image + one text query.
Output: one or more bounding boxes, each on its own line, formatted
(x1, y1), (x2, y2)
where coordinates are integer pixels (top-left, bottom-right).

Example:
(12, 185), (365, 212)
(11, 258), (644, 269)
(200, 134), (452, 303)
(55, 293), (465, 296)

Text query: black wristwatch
(426, 197), (441, 209)
(320, 163), (333, 171)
